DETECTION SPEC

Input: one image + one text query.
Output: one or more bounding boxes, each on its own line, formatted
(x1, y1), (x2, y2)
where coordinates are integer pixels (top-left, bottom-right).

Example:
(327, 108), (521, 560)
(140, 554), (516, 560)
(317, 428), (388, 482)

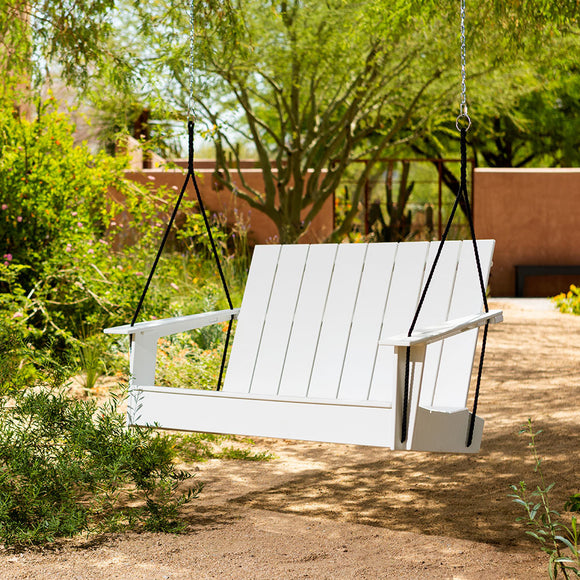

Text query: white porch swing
(105, 0), (502, 453)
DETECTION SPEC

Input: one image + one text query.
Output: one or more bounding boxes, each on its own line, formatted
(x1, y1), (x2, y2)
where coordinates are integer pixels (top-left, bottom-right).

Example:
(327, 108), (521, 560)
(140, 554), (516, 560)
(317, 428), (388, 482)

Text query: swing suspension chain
(401, 0), (487, 448)
(131, 0), (234, 391)
(188, 0), (195, 124)
(459, 0), (468, 119)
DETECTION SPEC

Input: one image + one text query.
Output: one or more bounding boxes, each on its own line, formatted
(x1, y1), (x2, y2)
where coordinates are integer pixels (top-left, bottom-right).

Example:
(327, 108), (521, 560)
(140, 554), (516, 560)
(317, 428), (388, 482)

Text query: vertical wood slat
(432, 240), (495, 408)
(369, 242), (430, 402)
(222, 245), (281, 394)
(416, 241), (462, 407)
(307, 244), (368, 399)
(278, 244), (339, 398)
(249, 245), (310, 395)
(338, 243), (398, 401)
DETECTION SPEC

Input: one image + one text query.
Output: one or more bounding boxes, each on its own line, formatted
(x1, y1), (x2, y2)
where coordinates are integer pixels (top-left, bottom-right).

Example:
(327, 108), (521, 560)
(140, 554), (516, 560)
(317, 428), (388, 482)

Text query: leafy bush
(0, 388), (202, 548)
(0, 91), (247, 390)
(552, 285), (580, 316)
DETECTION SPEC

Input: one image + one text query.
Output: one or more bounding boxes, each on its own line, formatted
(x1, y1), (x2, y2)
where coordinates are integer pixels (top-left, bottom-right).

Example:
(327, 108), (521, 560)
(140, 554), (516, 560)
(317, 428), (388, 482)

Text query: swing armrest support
(103, 308), (240, 339)
(379, 309), (503, 348)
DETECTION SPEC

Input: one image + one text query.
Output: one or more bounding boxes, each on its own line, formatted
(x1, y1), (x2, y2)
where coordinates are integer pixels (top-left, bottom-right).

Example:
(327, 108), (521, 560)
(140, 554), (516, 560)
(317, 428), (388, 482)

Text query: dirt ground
(1, 298), (578, 579)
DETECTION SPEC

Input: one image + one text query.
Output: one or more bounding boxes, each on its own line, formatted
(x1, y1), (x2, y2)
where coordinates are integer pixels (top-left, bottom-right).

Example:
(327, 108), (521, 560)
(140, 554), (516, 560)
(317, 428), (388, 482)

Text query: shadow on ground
(228, 306), (580, 549)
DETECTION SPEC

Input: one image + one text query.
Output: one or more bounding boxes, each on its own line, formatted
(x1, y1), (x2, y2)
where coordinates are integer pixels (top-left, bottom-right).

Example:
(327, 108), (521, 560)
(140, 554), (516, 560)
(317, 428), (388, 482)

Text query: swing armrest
(379, 309), (503, 348)
(103, 308), (240, 339)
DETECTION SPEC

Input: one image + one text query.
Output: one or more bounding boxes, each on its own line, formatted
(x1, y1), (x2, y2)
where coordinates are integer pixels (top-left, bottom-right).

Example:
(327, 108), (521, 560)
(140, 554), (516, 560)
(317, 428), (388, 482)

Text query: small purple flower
(1, 204), (7, 210)
(87, 248), (94, 254)
(77, 222), (83, 228)
(3, 254), (12, 261)
(16, 216), (22, 223)
(65, 244), (72, 252)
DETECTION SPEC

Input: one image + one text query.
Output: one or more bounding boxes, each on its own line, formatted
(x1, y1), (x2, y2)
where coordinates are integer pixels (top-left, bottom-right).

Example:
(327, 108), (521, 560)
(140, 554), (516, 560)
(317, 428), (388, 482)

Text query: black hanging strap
(400, 126), (489, 448)
(131, 120), (234, 391)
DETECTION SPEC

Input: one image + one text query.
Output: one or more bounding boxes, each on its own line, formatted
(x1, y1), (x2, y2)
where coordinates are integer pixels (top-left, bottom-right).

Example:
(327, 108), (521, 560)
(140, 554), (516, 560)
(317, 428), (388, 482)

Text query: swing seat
(105, 240), (502, 453)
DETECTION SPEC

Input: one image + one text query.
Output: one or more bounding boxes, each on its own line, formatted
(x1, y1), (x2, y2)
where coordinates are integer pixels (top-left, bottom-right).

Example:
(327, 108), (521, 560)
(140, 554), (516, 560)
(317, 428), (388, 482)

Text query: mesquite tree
(152, 0), (456, 242)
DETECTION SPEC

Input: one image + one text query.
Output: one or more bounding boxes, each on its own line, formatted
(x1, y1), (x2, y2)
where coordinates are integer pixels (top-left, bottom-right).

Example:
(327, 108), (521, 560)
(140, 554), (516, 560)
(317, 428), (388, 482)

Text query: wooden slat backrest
(337, 243), (398, 401)
(278, 244), (338, 397)
(223, 241), (493, 406)
(221, 245), (281, 394)
(307, 244), (368, 398)
(430, 240), (494, 408)
(369, 242), (430, 401)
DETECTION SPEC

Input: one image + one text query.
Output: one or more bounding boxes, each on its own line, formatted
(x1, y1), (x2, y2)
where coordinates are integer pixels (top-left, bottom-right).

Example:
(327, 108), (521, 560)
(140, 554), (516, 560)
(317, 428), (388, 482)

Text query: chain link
(456, 0), (471, 131)
(188, 0), (195, 124)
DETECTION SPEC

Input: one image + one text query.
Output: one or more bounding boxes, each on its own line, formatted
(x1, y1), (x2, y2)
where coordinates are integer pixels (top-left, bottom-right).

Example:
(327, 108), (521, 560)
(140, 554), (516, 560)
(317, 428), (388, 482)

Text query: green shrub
(0, 388), (202, 548)
(552, 285), (580, 316)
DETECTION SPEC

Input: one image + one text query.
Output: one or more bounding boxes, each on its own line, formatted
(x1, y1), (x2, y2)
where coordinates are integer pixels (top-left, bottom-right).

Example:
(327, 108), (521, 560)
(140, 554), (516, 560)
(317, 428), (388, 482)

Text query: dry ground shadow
(214, 300), (580, 548)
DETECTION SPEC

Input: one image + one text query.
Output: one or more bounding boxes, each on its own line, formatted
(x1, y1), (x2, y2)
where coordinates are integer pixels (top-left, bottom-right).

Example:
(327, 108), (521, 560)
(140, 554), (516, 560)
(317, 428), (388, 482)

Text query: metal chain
(188, 0), (195, 124)
(456, 0), (471, 131)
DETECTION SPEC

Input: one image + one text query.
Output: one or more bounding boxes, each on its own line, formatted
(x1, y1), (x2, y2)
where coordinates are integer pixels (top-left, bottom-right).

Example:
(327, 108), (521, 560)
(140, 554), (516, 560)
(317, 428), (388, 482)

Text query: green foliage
(0, 0), (133, 91)
(552, 285), (580, 316)
(0, 388), (202, 548)
(0, 93), (246, 390)
(566, 495), (580, 513)
(509, 419), (580, 579)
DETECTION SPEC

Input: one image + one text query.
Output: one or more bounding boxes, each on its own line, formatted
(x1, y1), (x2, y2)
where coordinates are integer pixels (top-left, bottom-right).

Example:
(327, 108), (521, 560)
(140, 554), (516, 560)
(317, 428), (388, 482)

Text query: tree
(135, 0), (580, 243)
(133, 0), (461, 242)
(0, 0), (135, 94)
(5, 0), (579, 242)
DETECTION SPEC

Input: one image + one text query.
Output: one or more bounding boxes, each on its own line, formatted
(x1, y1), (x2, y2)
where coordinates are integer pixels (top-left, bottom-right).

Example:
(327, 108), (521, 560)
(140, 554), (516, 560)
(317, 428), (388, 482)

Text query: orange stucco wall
(474, 168), (580, 297)
(125, 164), (334, 245)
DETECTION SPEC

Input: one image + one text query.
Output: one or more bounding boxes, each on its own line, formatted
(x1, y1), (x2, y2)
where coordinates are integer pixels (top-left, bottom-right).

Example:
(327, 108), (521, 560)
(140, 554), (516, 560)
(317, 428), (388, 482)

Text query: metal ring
(456, 113), (472, 132)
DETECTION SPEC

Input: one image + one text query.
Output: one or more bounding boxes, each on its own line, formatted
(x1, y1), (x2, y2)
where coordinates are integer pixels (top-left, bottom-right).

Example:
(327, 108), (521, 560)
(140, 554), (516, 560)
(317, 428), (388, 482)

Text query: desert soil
(0, 298), (578, 580)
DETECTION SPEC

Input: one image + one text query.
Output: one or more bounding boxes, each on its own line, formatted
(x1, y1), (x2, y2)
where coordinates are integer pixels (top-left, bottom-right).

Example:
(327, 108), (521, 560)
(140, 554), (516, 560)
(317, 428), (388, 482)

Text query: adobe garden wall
(125, 163), (334, 245)
(474, 168), (580, 297)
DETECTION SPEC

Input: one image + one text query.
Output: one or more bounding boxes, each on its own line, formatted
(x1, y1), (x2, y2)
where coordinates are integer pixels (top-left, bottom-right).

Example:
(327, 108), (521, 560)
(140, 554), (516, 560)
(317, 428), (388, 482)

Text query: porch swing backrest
(222, 239), (495, 409)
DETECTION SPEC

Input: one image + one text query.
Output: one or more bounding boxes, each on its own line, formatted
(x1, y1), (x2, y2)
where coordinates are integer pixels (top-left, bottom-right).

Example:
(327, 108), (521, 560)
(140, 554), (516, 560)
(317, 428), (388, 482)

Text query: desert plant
(509, 419), (580, 579)
(0, 388), (203, 548)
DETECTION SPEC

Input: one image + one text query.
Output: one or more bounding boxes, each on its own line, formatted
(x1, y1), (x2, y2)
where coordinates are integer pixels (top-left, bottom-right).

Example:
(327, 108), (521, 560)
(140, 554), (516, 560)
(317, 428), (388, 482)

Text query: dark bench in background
(515, 265), (580, 297)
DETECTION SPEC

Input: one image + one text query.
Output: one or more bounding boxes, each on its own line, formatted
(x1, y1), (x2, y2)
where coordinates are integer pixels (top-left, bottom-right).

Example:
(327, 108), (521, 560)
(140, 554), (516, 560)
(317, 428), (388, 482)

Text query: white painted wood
(129, 334), (158, 387)
(392, 344), (427, 451)
(414, 242), (461, 408)
(249, 245), (310, 395)
(106, 240), (502, 454)
(222, 245), (281, 394)
(278, 244), (338, 397)
(127, 334), (159, 427)
(129, 386), (395, 448)
(409, 407), (484, 453)
(104, 308), (240, 338)
(307, 244), (368, 399)
(380, 310), (503, 346)
(369, 242), (429, 402)
(338, 243), (397, 402)
(432, 240), (495, 408)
